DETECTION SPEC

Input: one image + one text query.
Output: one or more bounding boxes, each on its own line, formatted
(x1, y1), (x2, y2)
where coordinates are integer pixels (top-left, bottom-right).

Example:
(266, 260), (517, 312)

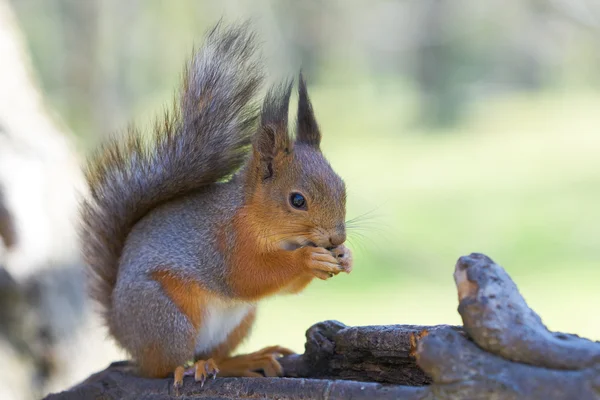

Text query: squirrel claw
(173, 366), (185, 389)
(193, 358), (220, 387)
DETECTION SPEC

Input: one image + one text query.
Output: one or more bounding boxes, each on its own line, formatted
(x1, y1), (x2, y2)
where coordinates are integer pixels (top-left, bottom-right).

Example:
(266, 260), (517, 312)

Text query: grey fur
(111, 182), (244, 370)
(80, 22), (263, 334)
(80, 22), (348, 374)
(296, 73), (321, 148)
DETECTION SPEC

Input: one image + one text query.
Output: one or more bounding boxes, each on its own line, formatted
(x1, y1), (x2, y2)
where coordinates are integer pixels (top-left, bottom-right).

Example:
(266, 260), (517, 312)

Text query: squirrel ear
(296, 72), (321, 149)
(255, 80), (293, 178)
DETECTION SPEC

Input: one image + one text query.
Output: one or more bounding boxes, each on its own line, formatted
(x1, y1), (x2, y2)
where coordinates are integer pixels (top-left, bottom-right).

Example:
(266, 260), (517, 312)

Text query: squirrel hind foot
(216, 345), (294, 378)
(192, 358), (219, 387)
(173, 358), (220, 389)
(173, 365), (186, 389)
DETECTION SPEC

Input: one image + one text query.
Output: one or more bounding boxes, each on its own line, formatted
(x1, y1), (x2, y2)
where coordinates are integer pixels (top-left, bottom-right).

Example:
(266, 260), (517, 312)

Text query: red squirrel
(81, 22), (352, 388)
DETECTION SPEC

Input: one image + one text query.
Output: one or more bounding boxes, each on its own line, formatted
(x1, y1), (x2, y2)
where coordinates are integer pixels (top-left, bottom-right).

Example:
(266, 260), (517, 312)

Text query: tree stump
(44, 253), (600, 399)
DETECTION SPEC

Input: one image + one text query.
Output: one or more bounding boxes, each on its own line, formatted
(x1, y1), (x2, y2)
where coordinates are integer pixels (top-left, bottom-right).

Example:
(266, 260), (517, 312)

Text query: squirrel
(80, 22), (353, 388)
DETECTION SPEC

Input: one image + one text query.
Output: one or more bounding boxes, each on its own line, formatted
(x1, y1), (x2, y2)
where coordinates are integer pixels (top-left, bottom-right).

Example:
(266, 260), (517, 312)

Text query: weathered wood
(417, 327), (600, 400)
(281, 319), (459, 385)
(43, 361), (427, 400)
(44, 253), (600, 399)
(43, 321), (440, 399)
(454, 253), (600, 370)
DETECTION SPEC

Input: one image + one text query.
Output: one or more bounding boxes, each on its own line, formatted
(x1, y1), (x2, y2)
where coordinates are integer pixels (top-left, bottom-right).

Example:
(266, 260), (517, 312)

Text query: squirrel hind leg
(201, 305), (295, 377)
(110, 272), (200, 380)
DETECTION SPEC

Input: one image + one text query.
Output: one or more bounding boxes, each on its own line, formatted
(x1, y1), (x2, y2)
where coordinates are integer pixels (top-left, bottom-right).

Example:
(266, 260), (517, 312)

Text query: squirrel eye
(290, 192), (307, 210)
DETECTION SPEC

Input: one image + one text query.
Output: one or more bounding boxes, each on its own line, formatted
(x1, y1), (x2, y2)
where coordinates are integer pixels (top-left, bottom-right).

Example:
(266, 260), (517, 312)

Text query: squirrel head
(245, 74), (347, 250)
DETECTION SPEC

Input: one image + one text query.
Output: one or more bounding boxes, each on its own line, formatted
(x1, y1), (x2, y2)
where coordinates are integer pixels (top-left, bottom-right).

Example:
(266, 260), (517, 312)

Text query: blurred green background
(10, 0), (600, 356)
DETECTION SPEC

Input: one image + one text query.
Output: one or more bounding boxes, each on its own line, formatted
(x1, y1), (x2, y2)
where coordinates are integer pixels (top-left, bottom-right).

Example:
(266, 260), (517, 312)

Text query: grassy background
(236, 85), (600, 353)
(9, 0), (600, 368)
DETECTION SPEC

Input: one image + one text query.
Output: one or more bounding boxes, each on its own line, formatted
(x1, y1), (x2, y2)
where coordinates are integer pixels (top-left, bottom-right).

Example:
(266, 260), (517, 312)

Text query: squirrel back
(80, 23), (263, 322)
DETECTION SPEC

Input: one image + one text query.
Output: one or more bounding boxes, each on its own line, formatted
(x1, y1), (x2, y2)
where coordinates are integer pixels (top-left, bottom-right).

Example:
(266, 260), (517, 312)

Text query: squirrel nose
(329, 231), (346, 247)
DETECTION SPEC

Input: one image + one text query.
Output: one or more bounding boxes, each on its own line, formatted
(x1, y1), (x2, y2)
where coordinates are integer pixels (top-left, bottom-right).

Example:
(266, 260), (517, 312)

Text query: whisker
(345, 201), (388, 225)
(346, 237), (365, 254)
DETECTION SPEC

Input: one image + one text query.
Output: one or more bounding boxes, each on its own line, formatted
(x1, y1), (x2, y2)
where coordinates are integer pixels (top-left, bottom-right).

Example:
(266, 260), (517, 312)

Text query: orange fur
(226, 206), (310, 300)
(215, 345), (294, 378)
(282, 275), (314, 294)
(151, 269), (206, 331)
(138, 342), (181, 378)
(144, 269), (211, 379)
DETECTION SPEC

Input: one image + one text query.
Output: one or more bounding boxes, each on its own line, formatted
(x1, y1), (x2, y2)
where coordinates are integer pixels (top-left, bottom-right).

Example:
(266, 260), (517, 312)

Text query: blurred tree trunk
(412, 0), (466, 128)
(263, 0), (325, 80)
(56, 0), (99, 138)
(0, 1), (120, 399)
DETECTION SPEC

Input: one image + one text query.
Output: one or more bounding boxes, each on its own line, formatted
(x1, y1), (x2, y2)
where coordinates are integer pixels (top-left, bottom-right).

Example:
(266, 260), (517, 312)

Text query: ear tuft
(296, 72), (321, 148)
(254, 80), (293, 178)
(261, 80), (293, 133)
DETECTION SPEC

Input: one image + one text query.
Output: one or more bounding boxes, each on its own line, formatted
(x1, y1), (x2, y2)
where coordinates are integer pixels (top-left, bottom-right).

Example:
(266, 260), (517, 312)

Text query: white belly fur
(194, 297), (253, 355)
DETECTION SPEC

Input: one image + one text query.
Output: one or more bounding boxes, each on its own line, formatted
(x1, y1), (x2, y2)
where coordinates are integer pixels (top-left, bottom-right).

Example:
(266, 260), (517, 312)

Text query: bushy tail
(80, 22), (263, 321)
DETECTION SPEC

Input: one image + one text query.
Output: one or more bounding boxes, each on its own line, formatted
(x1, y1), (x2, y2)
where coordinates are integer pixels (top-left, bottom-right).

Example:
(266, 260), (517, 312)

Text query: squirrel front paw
(330, 244), (353, 273)
(298, 246), (344, 280)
